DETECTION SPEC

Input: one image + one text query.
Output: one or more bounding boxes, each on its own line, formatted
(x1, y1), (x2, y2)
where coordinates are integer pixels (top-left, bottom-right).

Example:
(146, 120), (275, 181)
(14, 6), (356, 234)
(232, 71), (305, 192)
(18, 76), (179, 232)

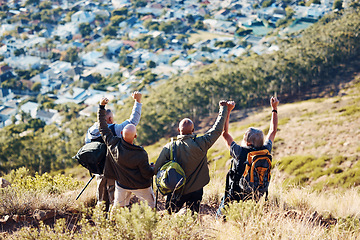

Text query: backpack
(225, 149), (272, 201)
(73, 124), (117, 176)
(73, 141), (107, 175)
(239, 149), (272, 199)
(155, 138), (186, 196)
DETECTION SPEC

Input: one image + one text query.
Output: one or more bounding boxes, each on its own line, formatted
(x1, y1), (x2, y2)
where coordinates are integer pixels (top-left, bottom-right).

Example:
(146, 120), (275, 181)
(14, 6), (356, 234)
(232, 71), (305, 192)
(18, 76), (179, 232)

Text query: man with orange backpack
(217, 96), (279, 217)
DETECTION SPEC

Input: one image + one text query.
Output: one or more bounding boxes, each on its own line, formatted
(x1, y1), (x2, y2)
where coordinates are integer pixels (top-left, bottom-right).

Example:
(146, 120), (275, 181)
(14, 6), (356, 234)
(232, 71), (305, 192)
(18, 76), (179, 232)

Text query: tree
(235, 27), (252, 36)
(183, 43), (193, 50)
(39, 1), (52, 10)
(147, 60), (156, 68)
(31, 82), (42, 92)
(112, 8), (128, 16)
(169, 56), (180, 65)
(333, 0), (343, 10)
(110, 15), (126, 26)
(61, 47), (79, 64)
(79, 23), (92, 37)
(25, 0), (40, 6)
(102, 26), (117, 37)
(193, 20), (205, 30)
(133, 0), (147, 7)
(159, 22), (174, 34)
(14, 48), (25, 57)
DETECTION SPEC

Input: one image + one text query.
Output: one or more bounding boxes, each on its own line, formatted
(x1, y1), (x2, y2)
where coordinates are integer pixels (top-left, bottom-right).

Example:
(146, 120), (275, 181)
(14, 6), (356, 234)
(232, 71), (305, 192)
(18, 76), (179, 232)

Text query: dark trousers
(165, 188), (203, 214)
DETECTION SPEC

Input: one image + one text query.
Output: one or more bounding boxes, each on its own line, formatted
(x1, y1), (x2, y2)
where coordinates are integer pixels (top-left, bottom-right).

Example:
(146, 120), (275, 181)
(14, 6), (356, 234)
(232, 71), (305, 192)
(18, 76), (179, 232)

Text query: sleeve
(230, 141), (243, 159)
(129, 101), (142, 126)
(98, 106), (117, 147)
(263, 139), (273, 153)
(113, 101), (142, 136)
(138, 152), (154, 180)
(154, 144), (170, 174)
(84, 132), (90, 144)
(197, 105), (228, 151)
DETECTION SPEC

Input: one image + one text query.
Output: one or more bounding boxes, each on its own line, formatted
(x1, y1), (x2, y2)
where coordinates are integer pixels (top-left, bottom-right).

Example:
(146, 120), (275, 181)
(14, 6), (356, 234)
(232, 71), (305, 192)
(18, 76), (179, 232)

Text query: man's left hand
(100, 97), (109, 106)
(219, 100), (227, 106)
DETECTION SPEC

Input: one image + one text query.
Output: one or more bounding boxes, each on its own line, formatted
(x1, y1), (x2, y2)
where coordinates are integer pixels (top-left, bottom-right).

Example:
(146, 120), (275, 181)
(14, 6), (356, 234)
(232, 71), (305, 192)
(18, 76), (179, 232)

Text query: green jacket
(155, 105), (228, 195)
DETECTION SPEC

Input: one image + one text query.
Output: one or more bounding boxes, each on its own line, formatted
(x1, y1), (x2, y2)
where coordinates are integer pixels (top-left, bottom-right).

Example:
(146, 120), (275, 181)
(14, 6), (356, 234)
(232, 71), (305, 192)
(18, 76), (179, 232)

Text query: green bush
(5, 167), (81, 194)
(0, 168), (83, 215)
(12, 203), (205, 239)
(224, 200), (263, 222)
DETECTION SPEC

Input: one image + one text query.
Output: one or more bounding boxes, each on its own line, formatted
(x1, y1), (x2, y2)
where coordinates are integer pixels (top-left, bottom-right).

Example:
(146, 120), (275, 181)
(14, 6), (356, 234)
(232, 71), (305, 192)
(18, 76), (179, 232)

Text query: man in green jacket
(98, 97), (155, 209)
(155, 100), (229, 214)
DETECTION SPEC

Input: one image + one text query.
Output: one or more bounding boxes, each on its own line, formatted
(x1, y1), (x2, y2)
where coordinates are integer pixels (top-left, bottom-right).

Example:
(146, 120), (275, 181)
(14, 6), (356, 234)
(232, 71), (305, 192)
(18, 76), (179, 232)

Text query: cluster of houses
(0, 0), (338, 128)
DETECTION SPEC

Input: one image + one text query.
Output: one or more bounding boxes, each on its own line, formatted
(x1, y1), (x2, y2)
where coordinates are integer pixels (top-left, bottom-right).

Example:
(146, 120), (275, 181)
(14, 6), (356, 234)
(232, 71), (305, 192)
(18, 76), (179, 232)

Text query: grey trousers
(96, 174), (115, 211)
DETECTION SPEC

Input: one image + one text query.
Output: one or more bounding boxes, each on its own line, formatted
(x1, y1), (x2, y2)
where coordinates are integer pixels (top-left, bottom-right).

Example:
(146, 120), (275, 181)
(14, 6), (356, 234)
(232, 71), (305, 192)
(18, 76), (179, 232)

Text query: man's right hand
(132, 91), (142, 103)
(100, 97), (109, 106)
(227, 101), (235, 111)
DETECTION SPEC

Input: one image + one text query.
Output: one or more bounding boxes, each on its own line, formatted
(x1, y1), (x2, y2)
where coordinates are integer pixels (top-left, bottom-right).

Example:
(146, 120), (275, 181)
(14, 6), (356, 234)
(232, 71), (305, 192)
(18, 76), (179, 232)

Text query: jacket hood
(87, 123), (101, 140)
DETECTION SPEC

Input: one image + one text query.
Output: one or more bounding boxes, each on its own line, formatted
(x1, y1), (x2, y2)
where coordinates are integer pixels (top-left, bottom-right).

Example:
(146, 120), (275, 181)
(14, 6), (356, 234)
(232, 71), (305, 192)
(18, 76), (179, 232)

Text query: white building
(20, 101), (39, 118)
(71, 11), (95, 24)
(5, 56), (42, 70)
(81, 51), (104, 66)
(94, 61), (120, 77)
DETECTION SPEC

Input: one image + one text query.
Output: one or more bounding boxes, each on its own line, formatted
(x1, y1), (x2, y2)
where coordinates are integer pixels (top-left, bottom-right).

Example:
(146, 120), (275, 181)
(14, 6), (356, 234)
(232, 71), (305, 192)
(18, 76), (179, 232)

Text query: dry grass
(2, 76), (360, 238)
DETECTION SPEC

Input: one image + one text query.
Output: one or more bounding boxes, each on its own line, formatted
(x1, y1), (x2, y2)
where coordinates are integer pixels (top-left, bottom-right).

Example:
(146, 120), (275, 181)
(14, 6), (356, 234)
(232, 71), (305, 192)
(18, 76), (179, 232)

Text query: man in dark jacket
(154, 100), (228, 214)
(85, 91), (142, 211)
(98, 97), (155, 209)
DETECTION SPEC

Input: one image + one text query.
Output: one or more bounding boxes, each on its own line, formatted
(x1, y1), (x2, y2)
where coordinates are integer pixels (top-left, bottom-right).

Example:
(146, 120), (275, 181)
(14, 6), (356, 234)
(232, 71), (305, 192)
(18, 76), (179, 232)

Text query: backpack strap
(169, 137), (185, 201)
(108, 124), (117, 136)
(170, 138), (174, 161)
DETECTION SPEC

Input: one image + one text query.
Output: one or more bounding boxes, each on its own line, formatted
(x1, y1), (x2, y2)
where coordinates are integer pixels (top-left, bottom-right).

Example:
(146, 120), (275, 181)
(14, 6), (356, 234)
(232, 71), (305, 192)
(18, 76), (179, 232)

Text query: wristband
(272, 109), (277, 113)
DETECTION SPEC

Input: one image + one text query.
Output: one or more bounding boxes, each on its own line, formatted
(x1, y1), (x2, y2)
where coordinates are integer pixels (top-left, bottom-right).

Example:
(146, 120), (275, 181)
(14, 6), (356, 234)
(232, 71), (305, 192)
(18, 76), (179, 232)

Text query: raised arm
(197, 100), (228, 151)
(222, 101), (235, 148)
(114, 91), (143, 136)
(98, 97), (117, 146)
(128, 91), (142, 126)
(266, 96), (279, 143)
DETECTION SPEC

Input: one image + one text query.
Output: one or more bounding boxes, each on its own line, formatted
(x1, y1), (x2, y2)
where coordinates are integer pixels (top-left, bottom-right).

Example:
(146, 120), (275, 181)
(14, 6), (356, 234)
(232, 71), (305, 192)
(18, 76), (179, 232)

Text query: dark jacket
(155, 105), (228, 195)
(98, 106), (154, 189)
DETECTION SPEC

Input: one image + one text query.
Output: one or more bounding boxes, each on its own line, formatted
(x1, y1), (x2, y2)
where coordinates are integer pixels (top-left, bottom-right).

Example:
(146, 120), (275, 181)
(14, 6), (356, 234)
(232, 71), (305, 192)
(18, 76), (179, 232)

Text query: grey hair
(242, 127), (264, 148)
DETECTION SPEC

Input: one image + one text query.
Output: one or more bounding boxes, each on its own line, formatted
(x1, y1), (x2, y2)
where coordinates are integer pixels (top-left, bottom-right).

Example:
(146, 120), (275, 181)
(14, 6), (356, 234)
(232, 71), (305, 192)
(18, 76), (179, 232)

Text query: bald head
(178, 118), (194, 135)
(122, 124), (137, 144)
(105, 109), (114, 124)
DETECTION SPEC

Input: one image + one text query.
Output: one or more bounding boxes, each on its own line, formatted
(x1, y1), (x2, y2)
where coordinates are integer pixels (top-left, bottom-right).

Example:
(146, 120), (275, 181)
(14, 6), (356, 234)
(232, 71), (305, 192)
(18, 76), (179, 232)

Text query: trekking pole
(76, 175), (95, 200)
(155, 188), (159, 211)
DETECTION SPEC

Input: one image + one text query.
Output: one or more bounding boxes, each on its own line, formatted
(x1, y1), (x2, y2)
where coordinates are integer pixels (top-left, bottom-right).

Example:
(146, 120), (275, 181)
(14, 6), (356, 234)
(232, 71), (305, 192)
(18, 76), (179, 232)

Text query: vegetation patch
(0, 168), (83, 216)
(338, 105), (360, 117)
(276, 155), (360, 190)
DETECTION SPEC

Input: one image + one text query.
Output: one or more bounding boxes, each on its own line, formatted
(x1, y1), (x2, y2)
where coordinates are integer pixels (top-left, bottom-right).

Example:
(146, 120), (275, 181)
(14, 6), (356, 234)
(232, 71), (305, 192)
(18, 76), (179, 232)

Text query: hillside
(115, 8), (360, 146)
(1, 75), (360, 239)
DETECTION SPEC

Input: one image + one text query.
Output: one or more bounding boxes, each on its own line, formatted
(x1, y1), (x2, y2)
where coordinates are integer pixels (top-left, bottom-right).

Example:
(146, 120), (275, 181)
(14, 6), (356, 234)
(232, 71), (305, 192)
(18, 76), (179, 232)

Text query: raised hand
(270, 96), (279, 110)
(132, 91), (142, 103)
(227, 101), (235, 111)
(219, 100), (227, 106)
(100, 97), (109, 106)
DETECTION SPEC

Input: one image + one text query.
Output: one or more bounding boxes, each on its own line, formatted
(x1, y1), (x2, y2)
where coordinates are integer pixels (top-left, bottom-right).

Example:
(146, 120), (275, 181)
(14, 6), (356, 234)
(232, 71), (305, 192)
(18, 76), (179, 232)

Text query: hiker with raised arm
(217, 97), (279, 217)
(85, 91), (142, 211)
(98, 97), (155, 210)
(154, 100), (228, 214)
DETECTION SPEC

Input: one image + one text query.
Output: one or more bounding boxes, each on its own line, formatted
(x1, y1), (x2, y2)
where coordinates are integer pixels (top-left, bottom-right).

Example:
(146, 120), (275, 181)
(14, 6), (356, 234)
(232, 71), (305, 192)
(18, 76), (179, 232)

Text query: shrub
(0, 167), (83, 215)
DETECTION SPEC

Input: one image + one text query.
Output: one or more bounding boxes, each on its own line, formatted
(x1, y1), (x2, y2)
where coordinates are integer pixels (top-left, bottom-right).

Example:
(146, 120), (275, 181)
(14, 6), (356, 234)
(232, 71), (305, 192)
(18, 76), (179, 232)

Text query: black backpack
(73, 141), (107, 175)
(73, 124), (116, 176)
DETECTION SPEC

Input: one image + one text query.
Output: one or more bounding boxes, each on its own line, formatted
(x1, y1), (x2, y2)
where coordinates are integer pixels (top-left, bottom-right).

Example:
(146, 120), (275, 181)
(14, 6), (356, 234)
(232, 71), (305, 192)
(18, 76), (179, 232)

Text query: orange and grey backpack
(239, 149), (272, 200)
